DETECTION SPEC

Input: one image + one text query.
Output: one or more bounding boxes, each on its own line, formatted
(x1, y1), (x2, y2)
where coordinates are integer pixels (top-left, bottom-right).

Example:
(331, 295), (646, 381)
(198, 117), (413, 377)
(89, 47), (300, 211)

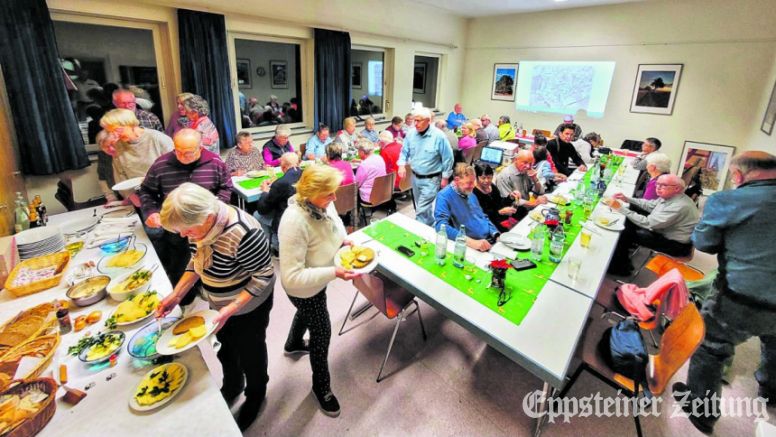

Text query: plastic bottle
(549, 224), (565, 263)
(530, 225), (545, 262)
(14, 199), (29, 234)
(454, 225), (467, 263)
(435, 224), (448, 266)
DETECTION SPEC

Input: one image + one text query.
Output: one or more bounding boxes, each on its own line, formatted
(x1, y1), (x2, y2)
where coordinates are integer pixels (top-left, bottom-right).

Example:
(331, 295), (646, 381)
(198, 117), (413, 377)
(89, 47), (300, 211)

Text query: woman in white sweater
(278, 165), (360, 417)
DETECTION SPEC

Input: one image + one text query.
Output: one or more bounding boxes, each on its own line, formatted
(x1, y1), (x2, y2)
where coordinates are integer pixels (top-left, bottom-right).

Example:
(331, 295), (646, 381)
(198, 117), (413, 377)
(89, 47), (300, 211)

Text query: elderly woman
(325, 142), (355, 186)
(497, 115), (515, 141)
(473, 163), (522, 230)
(354, 139), (387, 203)
(166, 92), (193, 138)
(334, 117), (359, 156)
(458, 122), (477, 153)
(225, 131), (264, 176)
(183, 94), (220, 154)
(379, 130), (403, 190)
(359, 117), (379, 143)
(573, 132), (602, 165)
(278, 165), (360, 417)
(156, 183), (275, 431)
(262, 125), (294, 167)
(642, 152), (672, 200)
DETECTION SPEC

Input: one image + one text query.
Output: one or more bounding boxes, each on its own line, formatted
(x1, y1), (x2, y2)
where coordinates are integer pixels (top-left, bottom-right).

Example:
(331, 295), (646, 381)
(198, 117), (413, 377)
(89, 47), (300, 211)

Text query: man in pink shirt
(354, 138), (386, 202)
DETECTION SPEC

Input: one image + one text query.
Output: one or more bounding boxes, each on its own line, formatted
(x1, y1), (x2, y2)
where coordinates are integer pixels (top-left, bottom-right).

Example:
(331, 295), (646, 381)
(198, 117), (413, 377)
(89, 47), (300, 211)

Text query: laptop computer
(475, 146), (504, 168)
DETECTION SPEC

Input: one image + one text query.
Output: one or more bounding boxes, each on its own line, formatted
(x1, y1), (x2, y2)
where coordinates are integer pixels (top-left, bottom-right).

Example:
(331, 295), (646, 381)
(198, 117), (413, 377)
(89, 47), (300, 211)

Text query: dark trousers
(147, 228), (191, 287)
(610, 220), (692, 269)
(687, 288), (776, 425)
(286, 291), (332, 394)
(216, 293), (274, 399)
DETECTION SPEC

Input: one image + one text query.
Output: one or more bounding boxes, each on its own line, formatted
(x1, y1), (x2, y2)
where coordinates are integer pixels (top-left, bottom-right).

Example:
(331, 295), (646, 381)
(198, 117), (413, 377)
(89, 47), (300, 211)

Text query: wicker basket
(0, 334), (60, 392)
(0, 304), (58, 360)
(1, 378), (57, 437)
(4, 251), (70, 298)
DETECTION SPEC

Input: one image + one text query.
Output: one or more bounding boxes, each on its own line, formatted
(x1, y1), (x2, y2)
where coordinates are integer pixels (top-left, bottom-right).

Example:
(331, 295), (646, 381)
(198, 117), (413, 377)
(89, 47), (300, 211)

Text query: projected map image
(529, 65), (594, 110)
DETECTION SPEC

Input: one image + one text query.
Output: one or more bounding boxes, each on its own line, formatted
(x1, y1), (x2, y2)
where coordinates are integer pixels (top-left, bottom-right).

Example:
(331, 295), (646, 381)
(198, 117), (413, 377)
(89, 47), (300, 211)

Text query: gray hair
(183, 95), (210, 117)
(326, 141), (344, 160)
(646, 152), (672, 174)
(280, 152), (299, 167)
(378, 130), (394, 143)
(275, 125), (292, 137)
(435, 119), (447, 129)
(160, 183), (220, 231)
(356, 138), (376, 154)
(411, 107), (433, 121)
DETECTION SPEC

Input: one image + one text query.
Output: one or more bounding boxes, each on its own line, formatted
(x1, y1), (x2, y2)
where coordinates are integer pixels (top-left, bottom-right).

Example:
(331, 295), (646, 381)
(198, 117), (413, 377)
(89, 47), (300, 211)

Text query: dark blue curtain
(0, 0), (90, 175)
(314, 29), (351, 132)
(178, 9), (236, 149)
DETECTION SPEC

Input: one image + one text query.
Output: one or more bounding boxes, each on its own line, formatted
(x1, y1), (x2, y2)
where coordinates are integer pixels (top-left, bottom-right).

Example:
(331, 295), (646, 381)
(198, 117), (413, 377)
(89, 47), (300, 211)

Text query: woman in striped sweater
(156, 183), (274, 431)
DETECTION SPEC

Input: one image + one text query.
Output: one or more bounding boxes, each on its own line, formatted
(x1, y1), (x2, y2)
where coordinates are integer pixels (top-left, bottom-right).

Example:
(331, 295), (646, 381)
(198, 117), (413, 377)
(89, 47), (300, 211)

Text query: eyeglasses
(655, 183), (678, 188)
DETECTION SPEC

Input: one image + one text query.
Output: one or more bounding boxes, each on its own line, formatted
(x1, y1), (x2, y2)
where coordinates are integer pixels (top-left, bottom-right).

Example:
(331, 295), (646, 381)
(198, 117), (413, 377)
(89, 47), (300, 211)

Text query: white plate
(334, 246), (379, 274)
(129, 362), (188, 412)
(15, 226), (63, 246)
(60, 217), (99, 236)
(246, 170), (267, 178)
(500, 233), (531, 251)
(594, 214), (625, 231)
(156, 310), (220, 356)
(112, 177), (144, 192)
(547, 195), (570, 206)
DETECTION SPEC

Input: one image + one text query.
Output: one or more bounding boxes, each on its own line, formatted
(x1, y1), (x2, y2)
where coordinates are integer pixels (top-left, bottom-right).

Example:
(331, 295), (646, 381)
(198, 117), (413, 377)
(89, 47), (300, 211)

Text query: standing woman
(183, 94), (220, 155)
(156, 183), (275, 431)
(278, 165), (360, 417)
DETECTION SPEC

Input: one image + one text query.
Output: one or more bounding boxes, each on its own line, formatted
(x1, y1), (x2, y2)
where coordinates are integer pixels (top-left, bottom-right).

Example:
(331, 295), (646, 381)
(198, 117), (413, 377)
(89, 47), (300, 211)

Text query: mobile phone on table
(397, 245), (415, 257)
(511, 259), (537, 271)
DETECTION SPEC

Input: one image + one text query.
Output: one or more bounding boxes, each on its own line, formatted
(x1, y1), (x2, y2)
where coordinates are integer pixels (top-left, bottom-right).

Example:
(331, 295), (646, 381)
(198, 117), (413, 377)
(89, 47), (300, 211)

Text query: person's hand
(127, 193), (141, 208)
(498, 206), (517, 216)
(535, 195), (548, 205)
(612, 192), (628, 202)
(260, 180), (272, 193)
(234, 169), (246, 177)
(526, 168), (538, 179)
(466, 238), (492, 252)
(398, 166), (407, 179)
(578, 165), (587, 172)
(156, 293), (181, 318)
(212, 305), (238, 334)
(335, 266), (361, 281)
(145, 213), (162, 228)
(341, 240), (354, 247)
(510, 190), (522, 200)
(306, 153), (315, 161)
(554, 173), (568, 182)
(440, 178), (449, 188)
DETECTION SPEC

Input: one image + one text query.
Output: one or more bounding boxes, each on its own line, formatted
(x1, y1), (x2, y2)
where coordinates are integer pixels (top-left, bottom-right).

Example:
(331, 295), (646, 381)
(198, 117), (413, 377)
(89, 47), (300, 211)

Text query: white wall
(461, 0), (776, 172)
(235, 39), (298, 105)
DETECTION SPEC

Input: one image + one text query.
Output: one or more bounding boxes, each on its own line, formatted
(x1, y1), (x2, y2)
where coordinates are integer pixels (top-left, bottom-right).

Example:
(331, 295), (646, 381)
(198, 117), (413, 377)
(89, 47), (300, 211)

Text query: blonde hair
(295, 165), (343, 202)
(160, 183), (220, 232)
(100, 108), (139, 129)
(343, 117), (357, 129)
(462, 122), (476, 137)
(453, 163), (475, 178)
(177, 92), (194, 103)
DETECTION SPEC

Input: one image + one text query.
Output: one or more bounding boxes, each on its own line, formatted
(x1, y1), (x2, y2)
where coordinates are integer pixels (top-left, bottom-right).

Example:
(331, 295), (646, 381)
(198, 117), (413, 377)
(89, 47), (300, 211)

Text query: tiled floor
(203, 197), (774, 436)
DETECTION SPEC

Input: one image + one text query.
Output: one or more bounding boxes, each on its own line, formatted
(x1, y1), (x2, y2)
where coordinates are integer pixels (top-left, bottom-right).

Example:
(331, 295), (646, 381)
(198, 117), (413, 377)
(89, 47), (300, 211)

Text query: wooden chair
(359, 172), (396, 226)
(55, 177), (106, 211)
(340, 272), (427, 382)
(394, 164), (415, 210)
(334, 182), (358, 232)
(558, 303), (705, 437)
(532, 129), (552, 138)
(299, 142), (307, 159)
(620, 139), (644, 151)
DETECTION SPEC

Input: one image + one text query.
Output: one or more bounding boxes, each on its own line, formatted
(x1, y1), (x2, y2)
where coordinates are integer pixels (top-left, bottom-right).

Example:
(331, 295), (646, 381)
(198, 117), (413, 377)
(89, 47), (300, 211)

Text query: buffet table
(0, 206), (240, 437)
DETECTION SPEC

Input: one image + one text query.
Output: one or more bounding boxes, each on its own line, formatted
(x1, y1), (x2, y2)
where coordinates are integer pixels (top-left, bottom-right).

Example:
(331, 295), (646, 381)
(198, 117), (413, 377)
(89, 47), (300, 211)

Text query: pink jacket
(616, 268), (689, 321)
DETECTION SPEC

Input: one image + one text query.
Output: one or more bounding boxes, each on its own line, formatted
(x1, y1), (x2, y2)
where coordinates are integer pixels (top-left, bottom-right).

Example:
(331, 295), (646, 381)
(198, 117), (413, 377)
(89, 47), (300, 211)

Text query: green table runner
(237, 172), (284, 190)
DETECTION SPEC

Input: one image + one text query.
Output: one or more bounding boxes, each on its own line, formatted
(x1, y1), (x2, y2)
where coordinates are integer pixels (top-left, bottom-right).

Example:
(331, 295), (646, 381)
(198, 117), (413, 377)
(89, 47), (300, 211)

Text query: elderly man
(553, 114), (582, 140)
(605, 174), (699, 275)
(631, 137), (662, 171)
(262, 125), (295, 167)
(434, 164), (499, 252)
(671, 152), (776, 434)
(472, 119), (488, 143)
(140, 128), (232, 284)
(480, 114), (500, 144)
(305, 124), (333, 160)
(398, 107), (454, 226)
(547, 124), (587, 176)
(255, 153), (302, 255)
(359, 117), (379, 143)
(401, 112), (415, 136)
(112, 88), (162, 131)
(494, 150), (547, 212)
(434, 119), (459, 152)
(446, 103), (466, 130)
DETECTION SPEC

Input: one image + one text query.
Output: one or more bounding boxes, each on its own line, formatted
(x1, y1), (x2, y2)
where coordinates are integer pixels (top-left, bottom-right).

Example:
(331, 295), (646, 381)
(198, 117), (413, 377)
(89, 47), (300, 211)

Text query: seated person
(533, 146), (566, 189)
(385, 116), (405, 142)
(572, 132), (601, 165)
(494, 150), (547, 210)
(631, 137), (662, 171)
(225, 131), (264, 176)
(262, 125), (294, 167)
(354, 139), (387, 203)
(547, 124), (586, 176)
(359, 117), (379, 143)
(553, 114), (582, 140)
(640, 152), (672, 200)
(434, 164), (499, 252)
(305, 123), (333, 160)
(605, 174), (700, 275)
(334, 116), (359, 156)
(255, 152), (303, 254)
(473, 163), (522, 232)
(458, 122), (477, 153)
(325, 142), (355, 186)
(400, 113), (415, 136)
(379, 131), (403, 190)
(497, 115), (514, 141)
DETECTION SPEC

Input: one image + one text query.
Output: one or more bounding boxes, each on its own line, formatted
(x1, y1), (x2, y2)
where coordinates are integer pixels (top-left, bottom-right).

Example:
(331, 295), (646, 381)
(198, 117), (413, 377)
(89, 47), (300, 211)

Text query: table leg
(238, 196), (245, 211)
(533, 381), (555, 437)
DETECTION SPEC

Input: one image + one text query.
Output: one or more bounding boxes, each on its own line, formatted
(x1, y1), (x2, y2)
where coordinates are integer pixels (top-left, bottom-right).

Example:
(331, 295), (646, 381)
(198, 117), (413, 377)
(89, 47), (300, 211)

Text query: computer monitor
(479, 146), (504, 166)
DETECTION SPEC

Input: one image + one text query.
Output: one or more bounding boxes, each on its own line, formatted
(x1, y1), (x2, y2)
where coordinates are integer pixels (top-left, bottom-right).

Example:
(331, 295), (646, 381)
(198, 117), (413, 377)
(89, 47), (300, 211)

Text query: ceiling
(414, 0), (647, 17)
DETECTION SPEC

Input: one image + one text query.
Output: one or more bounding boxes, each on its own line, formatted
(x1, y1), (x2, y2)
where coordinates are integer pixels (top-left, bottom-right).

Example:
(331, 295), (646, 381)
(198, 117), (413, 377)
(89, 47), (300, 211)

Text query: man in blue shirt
(398, 108), (454, 226)
(305, 124), (333, 160)
(672, 151), (776, 434)
(446, 103), (466, 130)
(434, 163), (498, 252)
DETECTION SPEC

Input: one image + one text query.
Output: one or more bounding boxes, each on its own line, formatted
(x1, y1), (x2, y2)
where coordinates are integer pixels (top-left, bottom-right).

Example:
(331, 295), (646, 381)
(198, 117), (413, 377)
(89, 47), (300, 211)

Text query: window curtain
(0, 0), (90, 175)
(314, 29), (351, 132)
(178, 9), (236, 149)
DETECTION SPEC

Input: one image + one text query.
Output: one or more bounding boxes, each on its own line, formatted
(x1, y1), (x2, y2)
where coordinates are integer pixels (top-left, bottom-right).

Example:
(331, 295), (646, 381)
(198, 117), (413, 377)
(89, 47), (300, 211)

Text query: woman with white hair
(359, 117), (379, 143)
(156, 183), (274, 431)
(354, 138), (387, 203)
(379, 130), (403, 190)
(262, 124), (295, 166)
(334, 116), (359, 157)
(278, 165), (360, 417)
(182, 94), (220, 154)
(642, 152), (672, 200)
(165, 92), (194, 138)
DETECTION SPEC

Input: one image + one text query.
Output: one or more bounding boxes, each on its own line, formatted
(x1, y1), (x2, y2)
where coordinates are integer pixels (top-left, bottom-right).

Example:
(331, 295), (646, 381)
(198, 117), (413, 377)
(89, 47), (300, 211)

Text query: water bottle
(549, 225), (565, 263)
(530, 225), (545, 262)
(13, 199), (29, 234)
(435, 224), (448, 266)
(454, 225), (467, 263)
(590, 158), (600, 192)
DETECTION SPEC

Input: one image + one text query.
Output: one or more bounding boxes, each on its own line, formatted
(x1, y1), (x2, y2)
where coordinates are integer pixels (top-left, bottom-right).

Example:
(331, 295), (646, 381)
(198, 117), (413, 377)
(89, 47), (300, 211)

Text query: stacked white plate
(15, 226), (65, 260)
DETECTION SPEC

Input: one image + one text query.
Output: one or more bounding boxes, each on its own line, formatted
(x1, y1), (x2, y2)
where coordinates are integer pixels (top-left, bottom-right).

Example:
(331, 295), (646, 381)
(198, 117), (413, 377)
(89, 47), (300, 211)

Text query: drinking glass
(567, 256), (582, 281)
(580, 227), (593, 249)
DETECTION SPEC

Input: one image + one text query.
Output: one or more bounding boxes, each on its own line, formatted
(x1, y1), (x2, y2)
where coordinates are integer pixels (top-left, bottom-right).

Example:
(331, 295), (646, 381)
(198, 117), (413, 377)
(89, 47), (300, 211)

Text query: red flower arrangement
(489, 259), (512, 270)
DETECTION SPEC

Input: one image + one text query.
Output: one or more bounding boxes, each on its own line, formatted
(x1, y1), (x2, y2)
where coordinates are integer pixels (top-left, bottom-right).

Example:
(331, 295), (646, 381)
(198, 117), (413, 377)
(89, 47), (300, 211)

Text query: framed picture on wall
(236, 58), (251, 89)
(629, 64), (683, 115)
(491, 63), (518, 101)
(270, 60), (288, 89)
(413, 62), (427, 94)
(678, 141), (736, 195)
(351, 63), (362, 89)
(761, 79), (776, 135)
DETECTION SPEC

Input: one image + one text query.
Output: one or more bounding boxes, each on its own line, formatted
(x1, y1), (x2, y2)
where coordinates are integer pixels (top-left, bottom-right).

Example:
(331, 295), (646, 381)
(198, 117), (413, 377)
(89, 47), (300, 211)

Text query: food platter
(78, 331), (125, 364)
(129, 362), (188, 412)
(106, 291), (161, 327)
(97, 243), (148, 274)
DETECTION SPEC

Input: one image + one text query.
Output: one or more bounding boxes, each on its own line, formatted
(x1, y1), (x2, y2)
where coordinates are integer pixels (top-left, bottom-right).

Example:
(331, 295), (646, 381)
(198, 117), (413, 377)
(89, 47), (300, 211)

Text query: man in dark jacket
(255, 152), (302, 255)
(547, 124), (586, 176)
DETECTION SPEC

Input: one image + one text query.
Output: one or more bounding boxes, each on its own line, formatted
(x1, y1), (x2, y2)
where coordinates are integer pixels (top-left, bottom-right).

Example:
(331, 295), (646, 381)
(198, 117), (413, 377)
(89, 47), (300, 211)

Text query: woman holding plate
(155, 183), (274, 431)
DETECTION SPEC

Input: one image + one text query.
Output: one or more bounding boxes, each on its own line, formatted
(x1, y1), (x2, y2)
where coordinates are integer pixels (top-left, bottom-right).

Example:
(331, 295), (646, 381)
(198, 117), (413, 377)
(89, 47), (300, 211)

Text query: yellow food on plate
(529, 210), (544, 222)
(106, 249), (144, 268)
(172, 316), (204, 335)
(168, 321), (208, 350)
(113, 292), (160, 324)
(134, 363), (186, 407)
(85, 333), (122, 361)
(597, 217), (612, 225)
(339, 246), (375, 270)
(111, 270), (152, 295)
(551, 195), (568, 204)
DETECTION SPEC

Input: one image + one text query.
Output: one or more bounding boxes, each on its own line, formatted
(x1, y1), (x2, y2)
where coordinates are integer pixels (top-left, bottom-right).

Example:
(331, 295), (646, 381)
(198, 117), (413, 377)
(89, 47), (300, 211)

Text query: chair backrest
(397, 164), (413, 193)
(532, 129), (552, 138)
(646, 304), (705, 395)
(462, 147), (477, 165)
(505, 139), (521, 144)
(620, 139), (643, 151)
(472, 141), (486, 163)
(368, 173), (396, 207)
(334, 182), (357, 216)
(353, 272), (415, 319)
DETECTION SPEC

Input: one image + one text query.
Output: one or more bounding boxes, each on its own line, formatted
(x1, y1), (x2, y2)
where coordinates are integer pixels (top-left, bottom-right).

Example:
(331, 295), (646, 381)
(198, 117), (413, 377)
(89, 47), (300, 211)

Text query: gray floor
(204, 198), (775, 436)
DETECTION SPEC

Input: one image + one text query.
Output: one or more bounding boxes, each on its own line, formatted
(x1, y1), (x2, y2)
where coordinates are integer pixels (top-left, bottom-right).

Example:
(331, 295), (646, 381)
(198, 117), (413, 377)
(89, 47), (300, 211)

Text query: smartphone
(511, 259), (537, 271)
(397, 245), (415, 257)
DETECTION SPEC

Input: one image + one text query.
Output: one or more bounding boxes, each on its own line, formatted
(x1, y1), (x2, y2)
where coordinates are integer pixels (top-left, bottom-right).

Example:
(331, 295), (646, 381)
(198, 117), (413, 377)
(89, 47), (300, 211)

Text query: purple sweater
(139, 149), (233, 217)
